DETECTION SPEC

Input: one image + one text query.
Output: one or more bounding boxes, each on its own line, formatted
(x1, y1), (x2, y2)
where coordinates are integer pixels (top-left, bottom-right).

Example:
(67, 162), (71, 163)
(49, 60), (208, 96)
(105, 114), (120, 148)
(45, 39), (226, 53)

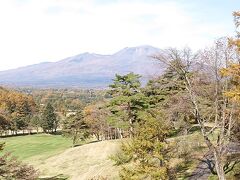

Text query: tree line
(0, 87), (105, 136)
(0, 87), (59, 136)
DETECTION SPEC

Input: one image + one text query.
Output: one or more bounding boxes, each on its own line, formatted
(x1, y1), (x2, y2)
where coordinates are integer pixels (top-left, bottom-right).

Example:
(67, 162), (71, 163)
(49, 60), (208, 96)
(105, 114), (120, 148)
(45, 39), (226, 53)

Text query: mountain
(0, 45), (166, 88)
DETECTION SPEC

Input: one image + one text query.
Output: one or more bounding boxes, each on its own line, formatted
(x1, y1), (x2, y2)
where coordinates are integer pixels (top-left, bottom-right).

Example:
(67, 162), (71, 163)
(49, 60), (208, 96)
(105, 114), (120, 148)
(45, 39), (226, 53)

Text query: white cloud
(0, 0), (234, 70)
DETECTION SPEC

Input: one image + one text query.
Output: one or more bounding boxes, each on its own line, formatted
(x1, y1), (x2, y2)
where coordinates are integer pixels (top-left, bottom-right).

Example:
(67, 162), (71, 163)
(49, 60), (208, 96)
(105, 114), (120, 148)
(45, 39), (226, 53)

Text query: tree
(153, 47), (239, 180)
(84, 102), (109, 141)
(0, 143), (38, 179)
(144, 64), (193, 134)
(62, 111), (89, 147)
(30, 115), (41, 134)
(108, 73), (149, 138)
(111, 104), (174, 179)
(0, 88), (36, 135)
(220, 12), (240, 143)
(0, 115), (10, 135)
(229, 11), (240, 57)
(109, 73), (176, 179)
(41, 103), (57, 133)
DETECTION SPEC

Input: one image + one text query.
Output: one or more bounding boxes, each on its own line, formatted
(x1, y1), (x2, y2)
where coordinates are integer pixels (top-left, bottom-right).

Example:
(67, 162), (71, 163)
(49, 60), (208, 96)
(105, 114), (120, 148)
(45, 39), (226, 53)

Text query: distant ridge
(0, 45), (165, 88)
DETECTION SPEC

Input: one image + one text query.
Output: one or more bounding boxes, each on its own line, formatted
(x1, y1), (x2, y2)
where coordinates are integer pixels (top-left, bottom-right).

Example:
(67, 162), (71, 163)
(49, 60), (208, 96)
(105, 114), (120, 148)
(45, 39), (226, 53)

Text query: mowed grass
(0, 133), (72, 162)
(37, 140), (121, 179)
(0, 134), (121, 179)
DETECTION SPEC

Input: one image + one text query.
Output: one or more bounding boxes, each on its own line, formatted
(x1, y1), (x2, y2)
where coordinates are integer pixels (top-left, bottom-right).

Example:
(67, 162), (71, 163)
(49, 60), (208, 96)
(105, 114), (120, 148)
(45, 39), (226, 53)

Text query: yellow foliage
(221, 64), (240, 101)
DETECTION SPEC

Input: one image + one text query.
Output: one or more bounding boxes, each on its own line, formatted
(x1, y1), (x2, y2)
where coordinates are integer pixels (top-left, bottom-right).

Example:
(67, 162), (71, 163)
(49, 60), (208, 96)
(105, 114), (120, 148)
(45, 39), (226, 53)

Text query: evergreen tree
(62, 111), (89, 147)
(41, 103), (57, 133)
(108, 73), (149, 137)
(144, 62), (186, 106)
(30, 115), (41, 133)
(112, 110), (174, 180)
(109, 72), (175, 179)
(144, 64), (194, 133)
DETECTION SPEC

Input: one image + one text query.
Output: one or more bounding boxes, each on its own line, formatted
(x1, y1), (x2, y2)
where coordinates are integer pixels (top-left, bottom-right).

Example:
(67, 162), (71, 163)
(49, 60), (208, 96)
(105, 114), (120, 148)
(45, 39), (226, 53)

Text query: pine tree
(108, 73), (149, 138)
(109, 73), (175, 179)
(30, 115), (41, 133)
(113, 109), (174, 180)
(41, 103), (57, 133)
(62, 111), (89, 147)
(144, 64), (194, 134)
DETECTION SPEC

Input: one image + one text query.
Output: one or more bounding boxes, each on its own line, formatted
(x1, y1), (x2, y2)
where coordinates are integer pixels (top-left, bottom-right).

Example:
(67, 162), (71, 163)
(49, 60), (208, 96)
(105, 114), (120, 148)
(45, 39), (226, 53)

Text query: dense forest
(0, 12), (239, 180)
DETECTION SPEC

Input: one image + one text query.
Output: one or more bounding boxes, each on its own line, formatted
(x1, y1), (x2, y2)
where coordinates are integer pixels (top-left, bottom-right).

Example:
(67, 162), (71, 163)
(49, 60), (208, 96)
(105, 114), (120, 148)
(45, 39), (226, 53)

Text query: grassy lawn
(0, 133), (72, 162)
(0, 134), (120, 179)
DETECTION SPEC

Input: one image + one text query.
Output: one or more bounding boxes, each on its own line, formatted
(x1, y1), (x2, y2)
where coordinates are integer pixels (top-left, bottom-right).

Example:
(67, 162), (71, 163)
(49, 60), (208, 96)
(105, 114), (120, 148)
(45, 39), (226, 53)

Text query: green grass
(0, 134), (72, 162)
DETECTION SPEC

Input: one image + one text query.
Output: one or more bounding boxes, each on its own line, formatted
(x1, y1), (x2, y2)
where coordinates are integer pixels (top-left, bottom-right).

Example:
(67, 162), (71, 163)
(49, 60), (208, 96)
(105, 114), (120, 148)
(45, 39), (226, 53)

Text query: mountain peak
(0, 45), (164, 88)
(114, 45), (160, 56)
(61, 52), (104, 63)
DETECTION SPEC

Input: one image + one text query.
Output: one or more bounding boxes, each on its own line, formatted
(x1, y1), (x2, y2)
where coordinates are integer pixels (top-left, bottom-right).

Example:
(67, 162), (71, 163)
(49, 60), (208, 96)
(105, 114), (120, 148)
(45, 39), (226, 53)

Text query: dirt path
(188, 160), (211, 180)
(36, 140), (121, 180)
(188, 143), (240, 180)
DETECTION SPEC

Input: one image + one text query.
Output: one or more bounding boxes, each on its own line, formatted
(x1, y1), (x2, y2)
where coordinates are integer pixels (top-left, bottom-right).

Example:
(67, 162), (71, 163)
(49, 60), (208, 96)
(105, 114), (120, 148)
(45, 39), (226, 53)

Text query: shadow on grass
(0, 131), (63, 138)
(51, 131), (63, 136)
(176, 160), (195, 179)
(0, 132), (44, 138)
(38, 174), (69, 180)
(73, 140), (100, 147)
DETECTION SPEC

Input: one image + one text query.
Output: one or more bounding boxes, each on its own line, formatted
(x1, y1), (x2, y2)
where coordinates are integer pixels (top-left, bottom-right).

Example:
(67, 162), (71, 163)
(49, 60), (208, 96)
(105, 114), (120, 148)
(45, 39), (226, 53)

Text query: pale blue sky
(0, 0), (238, 70)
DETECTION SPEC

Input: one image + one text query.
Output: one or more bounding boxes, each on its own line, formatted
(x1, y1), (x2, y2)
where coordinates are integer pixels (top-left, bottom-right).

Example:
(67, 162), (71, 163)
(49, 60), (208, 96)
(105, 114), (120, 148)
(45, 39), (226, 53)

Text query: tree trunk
(213, 150), (226, 180)
(118, 128), (123, 139)
(127, 102), (134, 138)
(184, 73), (227, 180)
(95, 133), (100, 141)
(110, 130), (112, 140)
(114, 128), (117, 139)
(129, 118), (133, 138)
(227, 104), (234, 138)
(73, 134), (77, 147)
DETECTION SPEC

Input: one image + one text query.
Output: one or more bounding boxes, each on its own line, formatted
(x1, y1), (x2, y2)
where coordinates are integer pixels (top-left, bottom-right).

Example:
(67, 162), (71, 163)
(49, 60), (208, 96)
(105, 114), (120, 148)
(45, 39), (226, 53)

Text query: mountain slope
(0, 45), (164, 88)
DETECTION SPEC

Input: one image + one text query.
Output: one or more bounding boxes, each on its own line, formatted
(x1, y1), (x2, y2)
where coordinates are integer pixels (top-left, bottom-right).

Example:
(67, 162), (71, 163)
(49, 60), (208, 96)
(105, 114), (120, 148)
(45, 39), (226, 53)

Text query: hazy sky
(0, 0), (238, 71)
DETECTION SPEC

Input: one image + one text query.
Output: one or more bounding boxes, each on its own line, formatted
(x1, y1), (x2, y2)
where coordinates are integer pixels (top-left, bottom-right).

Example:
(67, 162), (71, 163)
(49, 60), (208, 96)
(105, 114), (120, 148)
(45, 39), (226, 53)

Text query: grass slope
(0, 134), (121, 179)
(37, 140), (121, 180)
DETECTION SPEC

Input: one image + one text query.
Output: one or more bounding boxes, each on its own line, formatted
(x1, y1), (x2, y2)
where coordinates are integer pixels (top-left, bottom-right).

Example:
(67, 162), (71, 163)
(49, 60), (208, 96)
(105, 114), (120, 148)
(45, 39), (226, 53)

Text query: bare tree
(152, 46), (239, 180)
